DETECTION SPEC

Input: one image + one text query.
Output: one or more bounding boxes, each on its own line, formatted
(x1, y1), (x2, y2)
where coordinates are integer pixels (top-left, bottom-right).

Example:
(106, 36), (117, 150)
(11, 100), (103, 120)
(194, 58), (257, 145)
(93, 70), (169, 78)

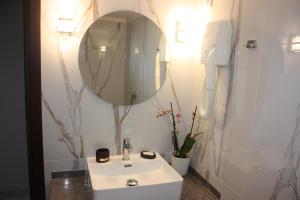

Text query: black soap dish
(141, 151), (156, 159)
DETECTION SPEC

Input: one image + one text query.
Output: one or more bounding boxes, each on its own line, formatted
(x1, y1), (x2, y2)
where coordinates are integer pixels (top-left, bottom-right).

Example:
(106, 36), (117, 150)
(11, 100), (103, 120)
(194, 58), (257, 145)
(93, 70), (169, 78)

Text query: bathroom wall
(191, 0), (300, 200)
(41, 0), (206, 191)
(41, 0), (300, 199)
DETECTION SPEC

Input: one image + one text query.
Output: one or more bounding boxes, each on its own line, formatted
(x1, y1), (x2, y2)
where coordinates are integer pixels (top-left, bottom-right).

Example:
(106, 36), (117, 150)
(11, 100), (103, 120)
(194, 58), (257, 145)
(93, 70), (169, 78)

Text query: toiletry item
(96, 148), (110, 163)
(141, 151), (156, 159)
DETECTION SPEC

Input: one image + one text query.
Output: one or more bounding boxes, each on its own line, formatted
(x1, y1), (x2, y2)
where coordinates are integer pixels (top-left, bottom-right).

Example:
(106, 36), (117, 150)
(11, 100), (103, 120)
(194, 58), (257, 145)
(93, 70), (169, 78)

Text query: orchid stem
(170, 102), (176, 132)
(190, 106), (198, 135)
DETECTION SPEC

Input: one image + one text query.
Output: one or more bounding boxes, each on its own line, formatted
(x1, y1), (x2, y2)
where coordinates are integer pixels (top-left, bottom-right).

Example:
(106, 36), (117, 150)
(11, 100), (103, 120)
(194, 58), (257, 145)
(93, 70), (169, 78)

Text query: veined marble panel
(192, 0), (300, 200)
(41, 0), (204, 195)
(42, 0), (300, 200)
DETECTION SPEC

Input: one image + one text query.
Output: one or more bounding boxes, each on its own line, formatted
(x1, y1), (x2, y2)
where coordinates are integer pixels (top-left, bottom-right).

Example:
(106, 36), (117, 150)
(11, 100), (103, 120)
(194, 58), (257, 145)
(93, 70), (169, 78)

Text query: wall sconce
(291, 36), (300, 52)
(206, 0), (213, 6)
(175, 21), (189, 43)
(100, 45), (106, 52)
(134, 48), (140, 54)
(57, 5), (75, 34)
(98, 44), (107, 57)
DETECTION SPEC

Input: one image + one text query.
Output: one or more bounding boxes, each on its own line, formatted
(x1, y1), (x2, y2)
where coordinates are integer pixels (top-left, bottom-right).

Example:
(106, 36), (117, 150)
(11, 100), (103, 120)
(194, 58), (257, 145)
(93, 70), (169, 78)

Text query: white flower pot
(170, 153), (191, 176)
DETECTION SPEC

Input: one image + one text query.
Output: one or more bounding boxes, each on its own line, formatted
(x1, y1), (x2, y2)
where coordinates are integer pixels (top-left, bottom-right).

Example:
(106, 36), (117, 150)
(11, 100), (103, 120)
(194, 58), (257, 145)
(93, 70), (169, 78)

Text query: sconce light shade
(57, 6), (75, 33)
(175, 21), (189, 43)
(100, 45), (106, 52)
(291, 36), (300, 52)
(206, 0), (213, 6)
(98, 44), (107, 57)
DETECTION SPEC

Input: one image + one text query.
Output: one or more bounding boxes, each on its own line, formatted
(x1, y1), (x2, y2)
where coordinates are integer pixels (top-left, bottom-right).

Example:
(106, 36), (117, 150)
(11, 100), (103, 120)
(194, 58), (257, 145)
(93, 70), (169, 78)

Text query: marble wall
(191, 0), (300, 200)
(41, 0), (300, 199)
(41, 0), (206, 193)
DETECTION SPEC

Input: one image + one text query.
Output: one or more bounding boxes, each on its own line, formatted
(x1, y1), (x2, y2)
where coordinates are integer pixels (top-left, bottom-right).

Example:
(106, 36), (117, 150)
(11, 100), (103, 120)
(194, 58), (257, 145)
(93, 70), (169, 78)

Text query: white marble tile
(41, 0), (203, 191)
(41, 0), (300, 200)
(191, 0), (300, 200)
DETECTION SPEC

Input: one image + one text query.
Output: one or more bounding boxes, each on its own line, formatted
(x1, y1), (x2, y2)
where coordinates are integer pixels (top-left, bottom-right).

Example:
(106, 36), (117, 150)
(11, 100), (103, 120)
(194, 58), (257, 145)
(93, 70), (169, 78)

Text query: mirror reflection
(78, 11), (168, 105)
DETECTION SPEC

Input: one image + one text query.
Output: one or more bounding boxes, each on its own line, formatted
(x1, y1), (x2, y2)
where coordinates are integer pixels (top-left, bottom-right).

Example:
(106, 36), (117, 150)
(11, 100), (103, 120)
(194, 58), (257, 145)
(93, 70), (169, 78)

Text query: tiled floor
(181, 171), (219, 200)
(49, 170), (219, 200)
(49, 176), (92, 200)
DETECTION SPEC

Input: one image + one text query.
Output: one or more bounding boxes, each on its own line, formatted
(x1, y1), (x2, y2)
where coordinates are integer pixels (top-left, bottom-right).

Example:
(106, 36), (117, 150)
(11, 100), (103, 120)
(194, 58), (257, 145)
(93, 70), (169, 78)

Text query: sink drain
(127, 179), (138, 187)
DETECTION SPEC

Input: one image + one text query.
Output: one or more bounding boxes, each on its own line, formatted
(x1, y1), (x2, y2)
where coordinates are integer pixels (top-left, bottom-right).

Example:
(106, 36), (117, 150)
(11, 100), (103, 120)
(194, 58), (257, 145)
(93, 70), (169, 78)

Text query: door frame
(24, 0), (46, 199)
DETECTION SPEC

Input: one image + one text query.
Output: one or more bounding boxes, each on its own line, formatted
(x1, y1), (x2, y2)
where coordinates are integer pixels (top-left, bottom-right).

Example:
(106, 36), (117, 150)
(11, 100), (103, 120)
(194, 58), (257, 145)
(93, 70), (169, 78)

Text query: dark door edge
(24, 0), (46, 199)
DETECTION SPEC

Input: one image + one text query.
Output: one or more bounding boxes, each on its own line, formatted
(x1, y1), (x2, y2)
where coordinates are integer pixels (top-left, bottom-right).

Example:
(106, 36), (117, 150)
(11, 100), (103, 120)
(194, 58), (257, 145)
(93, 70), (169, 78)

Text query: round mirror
(78, 11), (168, 105)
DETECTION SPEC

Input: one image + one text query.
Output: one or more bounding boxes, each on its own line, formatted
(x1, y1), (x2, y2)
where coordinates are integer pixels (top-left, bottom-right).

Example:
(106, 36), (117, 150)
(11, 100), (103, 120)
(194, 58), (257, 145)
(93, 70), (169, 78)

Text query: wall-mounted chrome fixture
(57, 5), (75, 34)
(291, 36), (300, 52)
(245, 40), (257, 49)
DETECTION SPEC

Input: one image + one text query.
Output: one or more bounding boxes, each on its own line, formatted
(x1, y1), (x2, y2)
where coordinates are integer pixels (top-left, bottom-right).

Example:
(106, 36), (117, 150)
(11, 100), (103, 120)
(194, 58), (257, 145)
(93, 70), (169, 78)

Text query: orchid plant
(156, 102), (202, 158)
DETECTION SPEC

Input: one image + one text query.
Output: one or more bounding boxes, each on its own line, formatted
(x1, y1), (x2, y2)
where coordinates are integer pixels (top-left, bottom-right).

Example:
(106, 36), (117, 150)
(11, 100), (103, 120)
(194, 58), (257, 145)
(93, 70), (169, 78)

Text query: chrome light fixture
(291, 36), (300, 52)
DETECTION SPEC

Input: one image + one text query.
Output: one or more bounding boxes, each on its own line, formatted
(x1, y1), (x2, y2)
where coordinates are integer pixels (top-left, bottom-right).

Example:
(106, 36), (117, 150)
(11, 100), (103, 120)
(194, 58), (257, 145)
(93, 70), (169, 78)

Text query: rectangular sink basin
(87, 153), (183, 200)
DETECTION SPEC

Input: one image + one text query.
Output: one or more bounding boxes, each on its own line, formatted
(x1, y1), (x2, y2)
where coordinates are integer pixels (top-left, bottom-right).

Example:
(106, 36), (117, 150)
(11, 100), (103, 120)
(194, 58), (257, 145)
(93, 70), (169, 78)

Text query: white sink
(87, 153), (183, 200)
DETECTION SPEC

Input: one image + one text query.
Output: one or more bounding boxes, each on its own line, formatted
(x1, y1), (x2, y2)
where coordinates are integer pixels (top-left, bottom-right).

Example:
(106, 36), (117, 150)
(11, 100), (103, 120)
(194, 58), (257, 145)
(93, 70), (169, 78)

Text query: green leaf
(177, 133), (196, 158)
(172, 130), (179, 153)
